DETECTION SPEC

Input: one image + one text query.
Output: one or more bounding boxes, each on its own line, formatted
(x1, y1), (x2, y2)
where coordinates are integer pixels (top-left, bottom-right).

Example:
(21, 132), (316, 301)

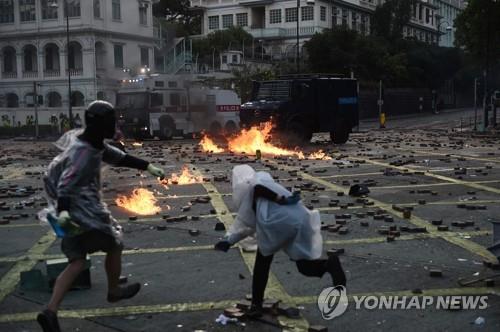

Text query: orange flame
(161, 165), (204, 185)
(199, 135), (224, 153)
(132, 142), (143, 147)
(227, 122), (305, 158)
(307, 150), (332, 160)
(115, 188), (162, 215)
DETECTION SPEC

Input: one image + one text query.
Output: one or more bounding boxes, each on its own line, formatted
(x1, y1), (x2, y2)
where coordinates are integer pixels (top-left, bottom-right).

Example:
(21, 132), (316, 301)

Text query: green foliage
(304, 27), (463, 88)
(454, 0), (500, 62)
(153, 0), (201, 35)
(231, 67), (276, 103)
(371, 0), (416, 41)
(192, 27), (253, 66)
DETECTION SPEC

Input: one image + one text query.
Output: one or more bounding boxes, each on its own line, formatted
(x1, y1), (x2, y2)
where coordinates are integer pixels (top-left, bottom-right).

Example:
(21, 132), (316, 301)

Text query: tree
(231, 67), (276, 102)
(153, 0), (201, 35)
(455, 0), (500, 63)
(371, 0), (416, 41)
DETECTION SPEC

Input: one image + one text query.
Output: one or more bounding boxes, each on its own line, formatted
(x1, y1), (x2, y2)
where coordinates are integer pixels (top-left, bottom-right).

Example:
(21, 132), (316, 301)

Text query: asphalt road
(1, 108), (500, 332)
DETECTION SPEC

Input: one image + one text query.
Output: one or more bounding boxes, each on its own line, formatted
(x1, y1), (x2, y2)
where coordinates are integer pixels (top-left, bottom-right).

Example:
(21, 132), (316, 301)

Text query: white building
(0, 0), (157, 125)
(190, 0), (454, 59)
(435, 0), (466, 47)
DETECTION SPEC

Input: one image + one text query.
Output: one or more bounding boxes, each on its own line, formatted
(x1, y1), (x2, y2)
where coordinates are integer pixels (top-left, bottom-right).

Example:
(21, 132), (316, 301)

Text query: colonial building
(0, 0), (157, 125)
(190, 0), (459, 59)
(434, 0), (466, 47)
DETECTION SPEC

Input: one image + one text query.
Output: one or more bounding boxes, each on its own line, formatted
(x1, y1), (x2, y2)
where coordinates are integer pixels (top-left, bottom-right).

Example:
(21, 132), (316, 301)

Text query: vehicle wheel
(224, 121), (238, 135)
(209, 121), (222, 136)
(330, 125), (350, 144)
(286, 120), (312, 147)
(159, 116), (175, 140)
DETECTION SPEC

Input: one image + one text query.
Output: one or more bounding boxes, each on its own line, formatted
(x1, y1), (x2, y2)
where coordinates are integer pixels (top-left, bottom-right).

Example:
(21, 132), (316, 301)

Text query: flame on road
(199, 135), (224, 153)
(115, 188), (162, 215)
(161, 165), (204, 185)
(228, 122), (305, 158)
(307, 150), (332, 160)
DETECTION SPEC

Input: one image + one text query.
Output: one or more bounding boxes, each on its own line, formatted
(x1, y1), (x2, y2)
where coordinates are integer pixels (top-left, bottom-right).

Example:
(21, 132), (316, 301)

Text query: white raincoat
(227, 165), (323, 260)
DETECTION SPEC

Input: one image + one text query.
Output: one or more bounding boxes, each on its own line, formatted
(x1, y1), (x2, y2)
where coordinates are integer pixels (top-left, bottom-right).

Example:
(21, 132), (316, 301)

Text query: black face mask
(101, 115), (116, 139)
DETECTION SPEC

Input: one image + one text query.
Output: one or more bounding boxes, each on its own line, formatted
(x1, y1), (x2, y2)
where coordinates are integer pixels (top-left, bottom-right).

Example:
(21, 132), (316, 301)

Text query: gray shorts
(61, 230), (123, 262)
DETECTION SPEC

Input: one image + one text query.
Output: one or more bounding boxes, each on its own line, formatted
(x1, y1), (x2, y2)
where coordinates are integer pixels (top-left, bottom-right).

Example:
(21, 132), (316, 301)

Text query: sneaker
(245, 304), (263, 319)
(107, 283), (141, 303)
(37, 309), (61, 332)
(326, 255), (346, 287)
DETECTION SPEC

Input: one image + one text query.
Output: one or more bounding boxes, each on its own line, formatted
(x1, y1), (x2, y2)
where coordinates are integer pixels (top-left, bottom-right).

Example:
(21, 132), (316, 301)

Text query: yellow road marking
(0, 230), (55, 303)
(406, 149), (500, 164)
(373, 180), (500, 190)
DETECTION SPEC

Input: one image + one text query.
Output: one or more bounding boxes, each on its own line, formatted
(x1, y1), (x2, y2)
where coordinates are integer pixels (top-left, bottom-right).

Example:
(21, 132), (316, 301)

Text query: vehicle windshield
(116, 93), (148, 109)
(255, 81), (290, 101)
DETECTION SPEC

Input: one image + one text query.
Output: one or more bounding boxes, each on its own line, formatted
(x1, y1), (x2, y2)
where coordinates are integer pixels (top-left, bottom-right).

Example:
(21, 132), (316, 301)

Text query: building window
(47, 92), (62, 107)
(232, 54), (238, 63)
(208, 15), (219, 30)
(114, 44), (124, 68)
(332, 6), (338, 26)
(65, 0), (81, 18)
(320, 6), (326, 21)
(6, 93), (19, 108)
(112, 0), (121, 20)
(19, 0), (36, 22)
(222, 55), (227, 64)
(352, 12), (358, 30)
(94, 0), (100, 18)
(342, 8), (348, 26)
(236, 13), (247, 27)
(42, 0), (58, 19)
(140, 47), (149, 67)
(285, 8), (297, 23)
(301, 6), (313, 21)
(71, 91), (85, 107)
(2, 46), (16, 72)
(269, 9), (281, 24)
(222, 14), (233, 28)
(139, 3), (148, 25)
(0, 0), (14, 23)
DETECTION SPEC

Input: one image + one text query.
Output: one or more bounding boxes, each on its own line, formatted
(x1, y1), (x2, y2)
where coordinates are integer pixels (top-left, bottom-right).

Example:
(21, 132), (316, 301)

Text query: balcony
(1, 71), (17, 79)
(244, 27), (286, 39)
(44, 69), (60, 77)
(67, 68), (83, 76)
(23, 71), (38, 78)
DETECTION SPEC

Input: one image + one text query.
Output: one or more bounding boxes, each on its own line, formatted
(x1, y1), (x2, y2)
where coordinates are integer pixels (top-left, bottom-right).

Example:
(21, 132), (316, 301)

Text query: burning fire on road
(115, 188), (162, 215)
(161, 165), (204, 186)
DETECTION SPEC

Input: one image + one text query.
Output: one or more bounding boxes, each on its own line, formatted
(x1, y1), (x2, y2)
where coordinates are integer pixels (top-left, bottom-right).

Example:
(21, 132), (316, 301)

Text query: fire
(308, 150), (332, 160)
(227, 122), (305, 158)
(199, 135), (224, 153)
(132, 142), (143, 147)
(161, 165), (204, 185)
(115, 188), (162, 215)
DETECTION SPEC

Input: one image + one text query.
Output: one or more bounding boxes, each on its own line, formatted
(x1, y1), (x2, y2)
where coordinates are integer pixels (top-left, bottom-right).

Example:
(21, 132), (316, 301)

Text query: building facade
(435, 0), (466, 47)
(190, 0), (461, 59)
(0, 0), (157, 125)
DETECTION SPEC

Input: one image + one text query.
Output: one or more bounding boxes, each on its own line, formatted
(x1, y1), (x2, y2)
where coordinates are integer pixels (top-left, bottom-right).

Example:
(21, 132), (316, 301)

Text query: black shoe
(107, 283), (141, 303)
(326, 255), (346, 287)
(37, 309), (61, 332)
(245, 304), (263, 319)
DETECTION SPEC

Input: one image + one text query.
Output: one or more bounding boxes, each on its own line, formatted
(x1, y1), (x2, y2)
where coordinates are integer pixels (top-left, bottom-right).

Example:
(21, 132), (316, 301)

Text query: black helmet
(85, 100), (116, 139)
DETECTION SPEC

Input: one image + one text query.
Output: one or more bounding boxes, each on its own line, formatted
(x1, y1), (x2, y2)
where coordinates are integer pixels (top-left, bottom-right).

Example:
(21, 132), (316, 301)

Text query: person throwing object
(37, 100), (165, 332)
(215, 165), (346, 318)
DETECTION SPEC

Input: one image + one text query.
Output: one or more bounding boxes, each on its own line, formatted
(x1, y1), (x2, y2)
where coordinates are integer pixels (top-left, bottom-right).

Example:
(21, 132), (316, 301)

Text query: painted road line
(0, 230), (55, 303)
(404, 149), (500, 165)
(372, 180), (500, 190)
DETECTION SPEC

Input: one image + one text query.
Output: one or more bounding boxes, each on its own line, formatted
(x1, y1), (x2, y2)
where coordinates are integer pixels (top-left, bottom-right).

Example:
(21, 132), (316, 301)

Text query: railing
(244, 27), (286, 38)
(67, 68), (83, 76)
(44, 69), (60, 77)
(23, 71), (38, 78)
(1, 71), (17, 79)
(162, 38), (193, 74)
(284, 26), (325, 37)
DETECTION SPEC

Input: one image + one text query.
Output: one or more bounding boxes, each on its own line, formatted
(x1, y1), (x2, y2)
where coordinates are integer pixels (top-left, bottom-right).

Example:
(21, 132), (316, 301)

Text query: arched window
(44, 43), (60, 72)
(23, 45), (37, 72)
(6, 93), (19, 108)
(97, 91), (106, 100)
(47, 91), (62, 107)
(2, 46), (17, 73)
(71, 91), (85, 106)
(68, 41), (83, 70)
(25, 93), (36, 107)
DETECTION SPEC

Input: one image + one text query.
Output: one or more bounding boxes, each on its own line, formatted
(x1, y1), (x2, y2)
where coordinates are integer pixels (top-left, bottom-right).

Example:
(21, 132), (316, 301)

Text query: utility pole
(33, 81), (39, 138)
(378, 80), (385, 129)
(296, 0), (300, 73)
(474, 77), (478, 131)
(65, 0), (74, 128)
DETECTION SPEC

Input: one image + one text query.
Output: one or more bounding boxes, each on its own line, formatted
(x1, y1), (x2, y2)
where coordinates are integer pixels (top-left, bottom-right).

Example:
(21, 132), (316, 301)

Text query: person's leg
(47, 258), (86, 312)
(105, 246), (122, 293)
(296, 255), (346, 287)
(252, 249), (274, 308)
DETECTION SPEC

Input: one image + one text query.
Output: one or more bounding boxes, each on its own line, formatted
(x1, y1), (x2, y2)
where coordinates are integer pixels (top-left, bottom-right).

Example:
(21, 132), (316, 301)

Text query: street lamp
(50, 0), (73, 129)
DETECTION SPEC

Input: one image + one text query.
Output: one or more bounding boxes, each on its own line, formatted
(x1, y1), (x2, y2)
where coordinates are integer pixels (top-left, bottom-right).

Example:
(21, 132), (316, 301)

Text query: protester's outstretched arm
(103, 144), (165, 179)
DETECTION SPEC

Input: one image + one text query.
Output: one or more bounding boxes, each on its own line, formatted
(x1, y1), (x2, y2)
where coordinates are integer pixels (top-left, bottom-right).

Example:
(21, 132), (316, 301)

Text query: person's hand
(280, 192), (301, 205)
(58, 211), (82, 235)
(214, 240), (231, 252)
(147, 164), (165, 180)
